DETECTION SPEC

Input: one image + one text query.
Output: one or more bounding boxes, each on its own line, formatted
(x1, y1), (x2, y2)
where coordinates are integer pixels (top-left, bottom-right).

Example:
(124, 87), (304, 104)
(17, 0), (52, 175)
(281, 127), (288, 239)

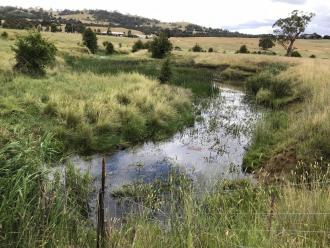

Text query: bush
(82, 28), (97, 54)
(192, 44), (203, 52)
(208, 47), (214, 53)
(310, 54), (316, 58)
(102, 41), (109, 47)
(149, 32), (172, 59)
(0, 31), (8, 39)
(105, 42), (115, 55)
(259, 36), (275, 50)
(236, 45), (249, 54)
(291, 51), (302, 57)
(174, 46), (182, 51)
(132, 40), (145, 52)
(158, 58), (172, 84)
(12, 32), (57, 76)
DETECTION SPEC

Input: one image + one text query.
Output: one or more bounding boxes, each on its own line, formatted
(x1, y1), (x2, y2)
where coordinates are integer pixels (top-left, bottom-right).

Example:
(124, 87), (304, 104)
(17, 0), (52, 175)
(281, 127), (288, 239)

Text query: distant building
(111, 32), (125, 37)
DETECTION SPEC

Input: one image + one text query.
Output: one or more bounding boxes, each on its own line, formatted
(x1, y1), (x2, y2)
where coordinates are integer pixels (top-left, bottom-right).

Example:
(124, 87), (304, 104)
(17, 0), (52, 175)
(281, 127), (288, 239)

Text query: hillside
(0, 6), (255, 37)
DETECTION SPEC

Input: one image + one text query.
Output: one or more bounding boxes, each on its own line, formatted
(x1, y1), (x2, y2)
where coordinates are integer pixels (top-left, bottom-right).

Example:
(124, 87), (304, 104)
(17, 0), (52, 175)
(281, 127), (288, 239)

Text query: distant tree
(324, 35), (330, 39)
(192, 44), (203, 52)
(208, 47), (214, 52)
(50, 23), (61, 32)
(82, 28), (98, 54)
(107, 26), (111, 35)
(12, 32), (57, 75)
(127, 30), (132, 37)
(236, 45), (249, 54)
(259, 36), (275, 50)
(132, 40), (144, 52)
(158, 58), (172, 84)
(273, 10), (315, 56)
(149, 32), (172, 59)
(105, 42), (115, 54)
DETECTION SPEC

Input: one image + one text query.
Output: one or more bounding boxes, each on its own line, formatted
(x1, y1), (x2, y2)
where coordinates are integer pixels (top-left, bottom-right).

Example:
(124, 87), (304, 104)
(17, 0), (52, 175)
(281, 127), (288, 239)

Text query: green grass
(107, 169), (330, 248)
(64, 54), (218, 98)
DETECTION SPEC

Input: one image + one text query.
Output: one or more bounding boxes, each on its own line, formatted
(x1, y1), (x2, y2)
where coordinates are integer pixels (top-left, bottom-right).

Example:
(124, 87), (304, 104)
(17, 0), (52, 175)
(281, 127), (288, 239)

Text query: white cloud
(1, 0), (329, 34)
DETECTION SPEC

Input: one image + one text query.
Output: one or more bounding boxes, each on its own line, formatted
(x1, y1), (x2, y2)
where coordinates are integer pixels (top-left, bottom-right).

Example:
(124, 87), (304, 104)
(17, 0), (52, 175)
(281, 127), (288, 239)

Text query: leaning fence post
(97, 158), (106, 248)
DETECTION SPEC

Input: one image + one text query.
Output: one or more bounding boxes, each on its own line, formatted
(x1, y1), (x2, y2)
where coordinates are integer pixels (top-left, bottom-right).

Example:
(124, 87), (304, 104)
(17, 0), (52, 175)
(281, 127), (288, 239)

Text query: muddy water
(72, 85), (260, 219)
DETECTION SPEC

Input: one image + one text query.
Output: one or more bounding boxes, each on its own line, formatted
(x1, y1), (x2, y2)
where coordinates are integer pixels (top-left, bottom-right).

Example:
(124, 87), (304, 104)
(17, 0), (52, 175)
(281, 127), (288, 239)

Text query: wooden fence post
(97, 158), (106, 248)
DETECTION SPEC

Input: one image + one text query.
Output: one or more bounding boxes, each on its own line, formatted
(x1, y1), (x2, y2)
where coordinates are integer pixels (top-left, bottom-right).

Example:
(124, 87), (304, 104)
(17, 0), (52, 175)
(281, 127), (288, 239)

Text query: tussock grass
(0, 70), (193, 153)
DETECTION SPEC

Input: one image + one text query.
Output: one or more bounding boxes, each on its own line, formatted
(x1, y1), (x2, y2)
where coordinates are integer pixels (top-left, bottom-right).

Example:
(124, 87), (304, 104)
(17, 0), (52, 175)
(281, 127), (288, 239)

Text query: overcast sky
(2, 0), (330, 34)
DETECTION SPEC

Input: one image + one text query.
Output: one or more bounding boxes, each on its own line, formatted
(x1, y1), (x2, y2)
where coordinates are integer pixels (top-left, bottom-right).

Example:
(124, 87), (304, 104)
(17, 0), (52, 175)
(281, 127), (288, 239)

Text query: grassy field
(1, 28), (330, 247)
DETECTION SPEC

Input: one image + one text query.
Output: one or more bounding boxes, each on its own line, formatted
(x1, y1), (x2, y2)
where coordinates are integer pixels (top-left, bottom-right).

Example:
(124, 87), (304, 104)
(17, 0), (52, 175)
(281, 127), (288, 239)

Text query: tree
(259, 36), (275, 50)
(132, 40), (144, 52)
(192, 44), (203, 52)
(236, 45), (249, 54)
(50, 23), (61, 32)
(12, 31), (57, 75)
(82, 28), (98, 54)
(158, 58), (172, 84)
(127, 30), (132, 37)
(149, 32), (172, 59)
(273, 10), (314, 56)
(105, 42), (115, 55)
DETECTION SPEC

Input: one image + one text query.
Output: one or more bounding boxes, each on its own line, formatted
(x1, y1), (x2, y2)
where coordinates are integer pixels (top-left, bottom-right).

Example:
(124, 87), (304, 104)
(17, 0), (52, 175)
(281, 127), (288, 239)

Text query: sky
(1, 0), (330, 35)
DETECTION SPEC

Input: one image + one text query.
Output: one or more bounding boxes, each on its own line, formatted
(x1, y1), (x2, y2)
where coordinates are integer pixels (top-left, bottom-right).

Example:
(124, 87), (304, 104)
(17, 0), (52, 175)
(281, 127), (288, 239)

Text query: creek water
(72, 85), (260, 220)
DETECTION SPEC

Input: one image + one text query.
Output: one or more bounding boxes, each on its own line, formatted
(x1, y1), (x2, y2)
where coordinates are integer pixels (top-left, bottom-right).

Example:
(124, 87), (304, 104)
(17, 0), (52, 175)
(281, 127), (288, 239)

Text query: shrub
(236, 45), (249, 54)
(291, 51), (302, 57)
(105, 42), (115, 55)
(0, 31), (8, 39)
(158, 58), (172, 84)
(149, 32), (172, 59)
(310, 54), (316, 58)
(208, 47), (214, 53)
(12, 32), (57, 75)
(174, 46), (182, 51)
(50, 23), (61, 32)
(82, 28), (97, 54)
(132, 40), (145, 52)
(259, 36), (275, 50)
(102, 41), (109, 47)
(192, 44), (203, 52)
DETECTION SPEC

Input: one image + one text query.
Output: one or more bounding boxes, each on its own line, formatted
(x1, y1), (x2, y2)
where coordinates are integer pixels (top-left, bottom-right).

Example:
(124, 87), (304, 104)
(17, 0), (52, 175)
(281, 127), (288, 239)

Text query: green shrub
(105, 42), (115, 55)
(310, 54), (316, 58)
(158, 58), (172, 84)
(149, 32), (172, 59)
(291, 51), (302, 57)
(236, 44), (249, 54)
(259, 36), (275, 50)
(0, 31), (8, 39)
(132, 40), (145, 52)
(12, 32), (57, 76)
(192, 44), (203, 52)
(82, 28), (97, 54)
(208, 47), (214, 52)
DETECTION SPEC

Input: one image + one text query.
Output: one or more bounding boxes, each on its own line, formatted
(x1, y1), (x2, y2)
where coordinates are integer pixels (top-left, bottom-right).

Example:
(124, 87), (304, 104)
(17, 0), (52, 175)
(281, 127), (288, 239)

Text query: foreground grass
(107, 167), (330, 248)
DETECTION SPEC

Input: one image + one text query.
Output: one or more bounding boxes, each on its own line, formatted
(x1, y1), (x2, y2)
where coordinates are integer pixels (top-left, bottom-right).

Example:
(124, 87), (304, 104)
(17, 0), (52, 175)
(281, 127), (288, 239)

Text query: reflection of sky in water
(73, 86), (260, 190)
(71, 86), (260, 220)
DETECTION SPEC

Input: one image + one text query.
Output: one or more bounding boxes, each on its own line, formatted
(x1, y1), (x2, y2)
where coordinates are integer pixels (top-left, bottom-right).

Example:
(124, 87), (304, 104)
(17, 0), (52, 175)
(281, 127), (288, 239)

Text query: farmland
(0, 27), (330, 247)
